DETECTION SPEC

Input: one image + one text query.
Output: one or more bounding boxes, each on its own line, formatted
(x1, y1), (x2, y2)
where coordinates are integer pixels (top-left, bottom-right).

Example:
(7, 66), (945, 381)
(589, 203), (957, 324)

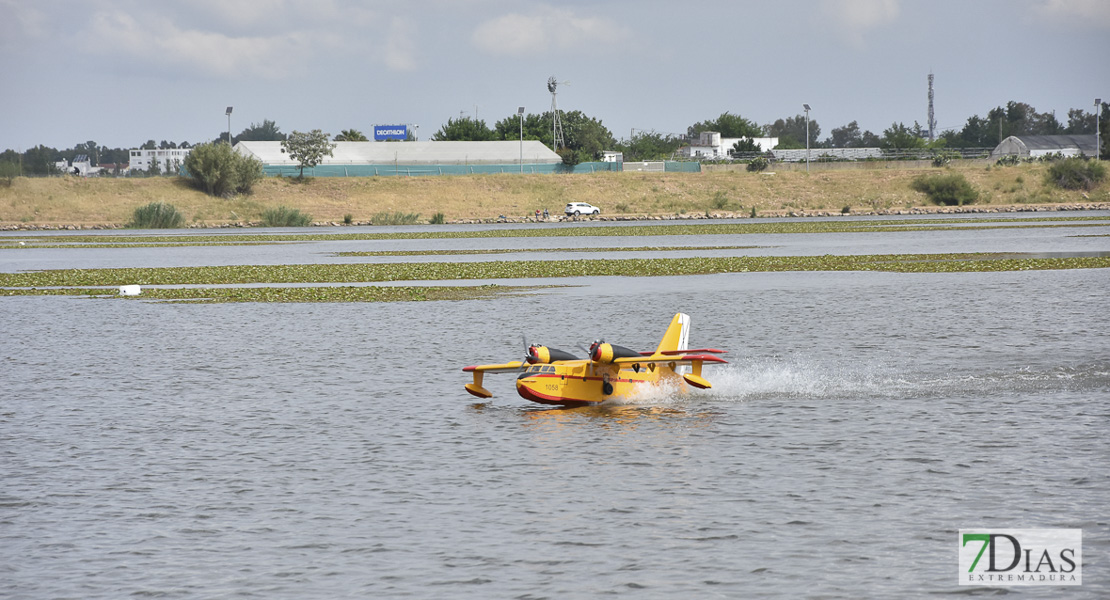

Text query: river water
(2, 215), (1108, 598)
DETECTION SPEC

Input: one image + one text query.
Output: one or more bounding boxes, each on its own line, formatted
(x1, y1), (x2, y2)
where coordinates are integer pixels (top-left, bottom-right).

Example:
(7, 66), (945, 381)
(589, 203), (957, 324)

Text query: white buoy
(119, 285), (141, 296)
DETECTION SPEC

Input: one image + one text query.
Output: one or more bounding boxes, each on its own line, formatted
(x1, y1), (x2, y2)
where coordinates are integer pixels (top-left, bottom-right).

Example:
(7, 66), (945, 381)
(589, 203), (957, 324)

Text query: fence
(260, 160), (700, 177)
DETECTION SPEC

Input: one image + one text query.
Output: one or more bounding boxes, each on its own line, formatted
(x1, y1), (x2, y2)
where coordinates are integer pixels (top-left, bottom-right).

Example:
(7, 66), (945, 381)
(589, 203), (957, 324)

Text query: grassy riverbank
(1, 162), (1107, 228)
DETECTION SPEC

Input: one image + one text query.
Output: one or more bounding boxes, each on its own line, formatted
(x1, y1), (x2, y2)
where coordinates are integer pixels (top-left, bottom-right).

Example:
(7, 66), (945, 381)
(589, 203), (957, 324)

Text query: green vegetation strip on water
(2, 216), (1108, 247)
(0, 285), (545, 303)
(3, 254), (1108, 289)
(334, 245), (760, 256)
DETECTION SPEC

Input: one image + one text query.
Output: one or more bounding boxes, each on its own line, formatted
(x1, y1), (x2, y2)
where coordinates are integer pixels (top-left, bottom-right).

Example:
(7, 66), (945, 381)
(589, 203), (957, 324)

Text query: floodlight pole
(1096, 98), (1102, 161)
(518, 106), (525, 174)
(225, 106), (233, 145)
(803, 104), (811, 172)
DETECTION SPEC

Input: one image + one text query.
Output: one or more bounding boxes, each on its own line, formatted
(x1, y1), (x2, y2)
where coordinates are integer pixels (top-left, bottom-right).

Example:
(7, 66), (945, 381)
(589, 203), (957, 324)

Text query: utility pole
(1096, 99), (1102, 160)
(803, 104), (811, 173)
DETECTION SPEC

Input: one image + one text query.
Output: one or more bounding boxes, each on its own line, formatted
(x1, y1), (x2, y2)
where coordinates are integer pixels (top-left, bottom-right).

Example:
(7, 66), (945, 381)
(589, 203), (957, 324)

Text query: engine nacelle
(589, 342), (640, 364)
(527, 345), (578, 364)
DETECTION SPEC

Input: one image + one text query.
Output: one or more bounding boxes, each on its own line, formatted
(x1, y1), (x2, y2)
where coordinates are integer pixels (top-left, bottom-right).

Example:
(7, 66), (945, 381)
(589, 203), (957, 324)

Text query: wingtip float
(463, 313), (727, 407)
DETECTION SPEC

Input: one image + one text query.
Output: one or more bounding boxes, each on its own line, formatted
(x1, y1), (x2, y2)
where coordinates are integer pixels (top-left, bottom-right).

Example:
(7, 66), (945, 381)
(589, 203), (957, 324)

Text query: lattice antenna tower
(927, 72), (936, 142)
(548, 76), (566, 150)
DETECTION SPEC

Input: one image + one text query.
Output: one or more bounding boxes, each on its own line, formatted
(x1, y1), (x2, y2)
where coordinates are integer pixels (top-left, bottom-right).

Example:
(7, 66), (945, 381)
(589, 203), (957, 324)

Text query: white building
(679, 131), (779, 160)
(129, 148), (192, 174)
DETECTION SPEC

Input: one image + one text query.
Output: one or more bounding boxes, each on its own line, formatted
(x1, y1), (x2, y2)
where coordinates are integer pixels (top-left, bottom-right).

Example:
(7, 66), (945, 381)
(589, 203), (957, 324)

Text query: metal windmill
(547, 76), (567, 150)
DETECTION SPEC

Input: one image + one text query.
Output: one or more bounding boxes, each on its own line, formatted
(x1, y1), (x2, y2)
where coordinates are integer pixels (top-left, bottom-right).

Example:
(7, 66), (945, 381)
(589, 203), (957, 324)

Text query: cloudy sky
(2, 0), (1108, 151)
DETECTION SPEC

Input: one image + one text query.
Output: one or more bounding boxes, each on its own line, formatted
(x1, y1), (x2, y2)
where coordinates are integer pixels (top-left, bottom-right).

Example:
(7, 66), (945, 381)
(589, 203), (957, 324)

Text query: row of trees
(2, 102), (1107, 175)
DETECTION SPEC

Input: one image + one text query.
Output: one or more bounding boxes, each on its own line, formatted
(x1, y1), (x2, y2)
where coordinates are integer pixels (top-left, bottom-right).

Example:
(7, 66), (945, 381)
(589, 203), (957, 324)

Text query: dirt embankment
(1, 162), (1107, 229)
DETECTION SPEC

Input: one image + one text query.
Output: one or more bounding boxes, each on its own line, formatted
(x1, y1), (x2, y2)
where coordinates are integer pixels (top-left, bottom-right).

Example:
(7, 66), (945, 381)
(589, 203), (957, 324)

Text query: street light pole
(1096, 98), (1102, 161)
(803, 104), (811, 173)
(225, 106), (233, 145)
(518, 106), (525, 174)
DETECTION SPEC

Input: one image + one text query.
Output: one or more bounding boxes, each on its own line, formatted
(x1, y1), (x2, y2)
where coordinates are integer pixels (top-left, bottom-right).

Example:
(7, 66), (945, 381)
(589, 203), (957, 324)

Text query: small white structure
(129, 148), (192, 174)
(679, 131), (779, 160)
(119, 285), (141, 296)
(601, 151), (623, 163)
(55, 154), (101, 176)
(990, 135), (1097, 159)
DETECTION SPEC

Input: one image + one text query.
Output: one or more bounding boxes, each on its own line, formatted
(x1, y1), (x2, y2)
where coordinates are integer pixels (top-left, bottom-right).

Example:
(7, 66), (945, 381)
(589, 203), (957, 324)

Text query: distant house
(679, 131), (779, 160)
(98, 162), (129, 175)
(990, 135), (1097, 159)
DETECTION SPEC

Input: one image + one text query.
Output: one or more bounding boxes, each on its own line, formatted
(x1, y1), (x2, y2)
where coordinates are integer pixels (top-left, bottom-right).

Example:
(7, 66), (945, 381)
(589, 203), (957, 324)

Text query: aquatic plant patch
(3, 253), (1108, 289)
(0, 284), (547, 303)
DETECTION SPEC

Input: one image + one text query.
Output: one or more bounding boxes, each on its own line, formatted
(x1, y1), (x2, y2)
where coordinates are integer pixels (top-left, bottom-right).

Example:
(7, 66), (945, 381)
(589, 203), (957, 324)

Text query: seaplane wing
(462, 361), (525, 374)
(611, 353), (728, 366)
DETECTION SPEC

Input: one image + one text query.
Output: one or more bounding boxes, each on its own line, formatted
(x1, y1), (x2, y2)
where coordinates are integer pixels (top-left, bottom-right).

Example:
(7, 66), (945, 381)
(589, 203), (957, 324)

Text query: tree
(881, 122), (926, 150)
(183, 142), (263, 197)
(22, 145), (60, 175)
(237, 119), (286, 142)
(335, 129), (368, 142)
(730, 138), (761, 154)
(1065, 108), (1096, 134)
(432, 117), (496, 141)
(561, 110), (615, 163)
(614, 130), (684, 161)
(280, 129), (336, 178)
(687, 112), (762, 139)
(493, 112), (553, 146)
(951, 114), (994, 147)
(765, 115), (820, 149)
(491, 109), (615, 162)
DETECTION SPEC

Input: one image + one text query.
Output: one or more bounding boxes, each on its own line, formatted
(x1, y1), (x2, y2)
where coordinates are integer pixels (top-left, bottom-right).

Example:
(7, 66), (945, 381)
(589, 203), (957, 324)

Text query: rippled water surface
(2, 215), (1108, 598)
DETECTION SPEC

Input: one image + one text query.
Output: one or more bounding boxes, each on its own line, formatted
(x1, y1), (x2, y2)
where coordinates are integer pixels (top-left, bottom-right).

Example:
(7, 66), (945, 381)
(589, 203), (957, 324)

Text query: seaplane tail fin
(654, 313), (690, 355)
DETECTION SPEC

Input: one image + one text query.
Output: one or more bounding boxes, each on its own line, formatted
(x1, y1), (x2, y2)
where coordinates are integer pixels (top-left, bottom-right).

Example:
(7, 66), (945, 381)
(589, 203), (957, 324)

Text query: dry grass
(1, 162), (1106, 227)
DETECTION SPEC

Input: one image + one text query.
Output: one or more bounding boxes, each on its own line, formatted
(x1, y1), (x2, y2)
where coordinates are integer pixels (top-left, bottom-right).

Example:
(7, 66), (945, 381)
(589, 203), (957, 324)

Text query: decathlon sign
(374, 125), (408, 141)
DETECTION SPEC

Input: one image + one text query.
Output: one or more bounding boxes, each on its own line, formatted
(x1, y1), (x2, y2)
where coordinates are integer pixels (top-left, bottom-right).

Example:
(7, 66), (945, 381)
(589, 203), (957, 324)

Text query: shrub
(371, 212), (421, 225)
(841, 204), (851, 214)
(710, 191), (729, 209)
(1044, 158), (1106, 191)
(182, 142), (263, 197)
(429, 212), (446, 224)
(995, 154), (1021, 167)
(261, 206), (313, 227)
(0, 161), (18, 186)
(746, 156), (769, 172)
(557, 148), (580, 166)
(128, 202), (185, 228)
(910, 172), (979, 206)
(931, 151), (958, 167)
(343, 213), (353, 225)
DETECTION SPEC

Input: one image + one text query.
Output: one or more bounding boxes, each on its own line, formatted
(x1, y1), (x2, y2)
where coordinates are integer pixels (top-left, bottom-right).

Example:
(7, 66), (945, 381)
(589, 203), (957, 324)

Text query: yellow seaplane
(463, 313), (727, 407)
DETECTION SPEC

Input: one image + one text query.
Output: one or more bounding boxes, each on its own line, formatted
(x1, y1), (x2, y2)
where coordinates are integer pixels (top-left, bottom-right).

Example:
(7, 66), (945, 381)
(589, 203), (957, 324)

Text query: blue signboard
(374, 125), (408, 141)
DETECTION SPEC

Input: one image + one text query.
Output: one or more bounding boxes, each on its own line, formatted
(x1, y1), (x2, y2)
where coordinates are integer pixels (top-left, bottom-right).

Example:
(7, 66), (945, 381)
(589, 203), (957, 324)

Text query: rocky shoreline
(2, 202), (1107, 231)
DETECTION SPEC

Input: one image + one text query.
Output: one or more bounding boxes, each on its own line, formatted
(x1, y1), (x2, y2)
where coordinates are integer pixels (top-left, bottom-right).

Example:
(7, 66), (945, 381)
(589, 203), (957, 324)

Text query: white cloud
(381, 17), (419, 72)
(818, 0), (900, 48)
(0, 0), (48, 50)
(84, 12), (310, 80)
(1031, 0), (1110, 29)
(471, 6), (629, 56)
